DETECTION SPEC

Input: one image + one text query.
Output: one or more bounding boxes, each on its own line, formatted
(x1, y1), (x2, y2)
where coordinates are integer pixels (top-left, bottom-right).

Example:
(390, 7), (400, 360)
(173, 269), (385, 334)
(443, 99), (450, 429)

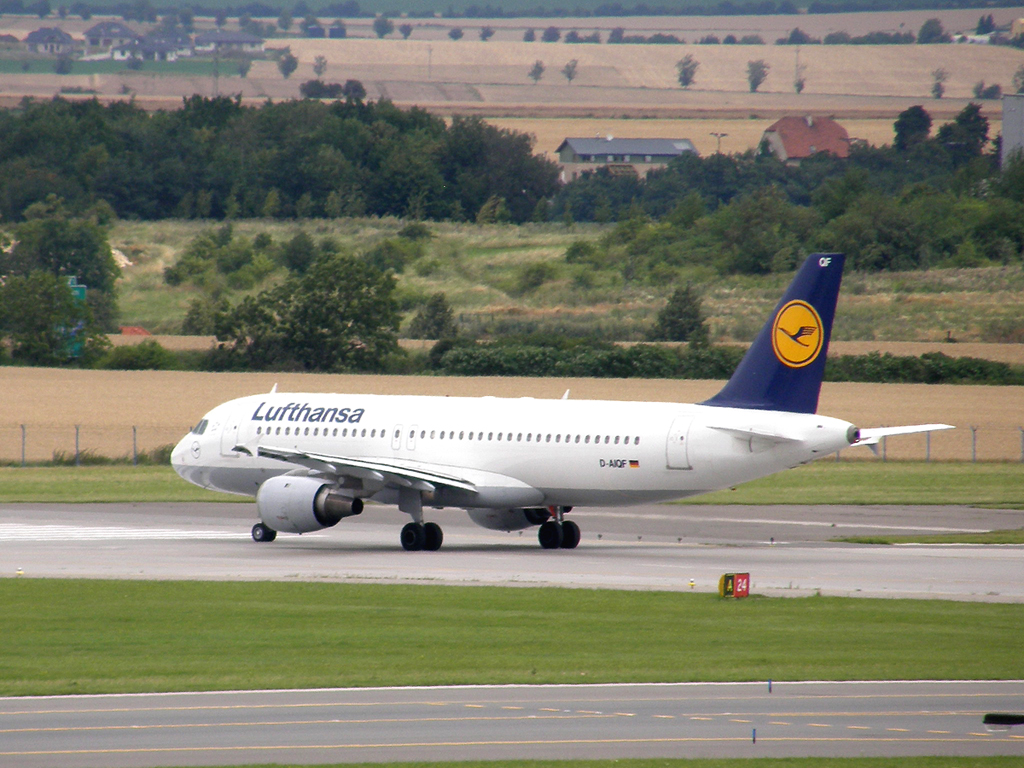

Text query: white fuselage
(171, 391), (856, 510)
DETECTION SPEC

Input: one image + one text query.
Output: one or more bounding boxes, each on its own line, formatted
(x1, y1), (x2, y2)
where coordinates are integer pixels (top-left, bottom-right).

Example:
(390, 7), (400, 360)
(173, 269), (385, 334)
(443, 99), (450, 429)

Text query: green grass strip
(1, 462), (1022, 506)
(837, 529), (1024, 545)
(167, 761), (1024, 768)
(677, 461), (1024, 508)
(1, 580), (1020, 696)
(0, 465), (241, 503)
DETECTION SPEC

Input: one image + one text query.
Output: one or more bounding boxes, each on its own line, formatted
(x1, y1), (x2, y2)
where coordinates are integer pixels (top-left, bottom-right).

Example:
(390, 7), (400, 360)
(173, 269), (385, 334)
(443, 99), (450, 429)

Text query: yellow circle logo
(772, 300), (824, 368)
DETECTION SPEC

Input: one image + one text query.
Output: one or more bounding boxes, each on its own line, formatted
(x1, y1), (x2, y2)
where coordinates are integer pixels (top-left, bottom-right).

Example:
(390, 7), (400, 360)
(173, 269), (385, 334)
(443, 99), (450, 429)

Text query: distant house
(141, 30), (193, 58)
(304, 23), (326, 38)
(555, 136), (698, 182)
(760, 115), (850, 166)
(25, 27), (76, 54)
(84, 21), (138, 51)
(329, 21), (347, 39)
(114, 39), (180, 62)
(194, 30), (265, 55)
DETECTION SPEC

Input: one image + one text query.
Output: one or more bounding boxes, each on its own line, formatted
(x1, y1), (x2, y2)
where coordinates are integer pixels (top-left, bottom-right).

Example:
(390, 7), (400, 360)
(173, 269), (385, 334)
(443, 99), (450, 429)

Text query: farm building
(556, 136), (698, 182)
(24, 27), (75, 54)
(760, 115), (851, 166)
(84, 21), (138, 52)
(194, 30), (265, 54)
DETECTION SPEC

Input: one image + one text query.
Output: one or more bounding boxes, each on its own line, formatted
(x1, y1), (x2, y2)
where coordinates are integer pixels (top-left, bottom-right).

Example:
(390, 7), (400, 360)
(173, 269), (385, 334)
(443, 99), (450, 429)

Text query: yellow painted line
(808, 723), (831, 728)
(577, 710), (602, 715)
(614, 712), (635, 717)
(770, 721), (791, 726)
(730, 719), (752, 723)
(464, 704), (484, 709)
(0, 713), (619, 735)
(691, 716), (713, 721)
(653, 715), (674, 719)
(1, 734), (1018, 758)
(539, 708), (560, 712)
(847, 726), (870, 730)
(501, 706), (522, 710)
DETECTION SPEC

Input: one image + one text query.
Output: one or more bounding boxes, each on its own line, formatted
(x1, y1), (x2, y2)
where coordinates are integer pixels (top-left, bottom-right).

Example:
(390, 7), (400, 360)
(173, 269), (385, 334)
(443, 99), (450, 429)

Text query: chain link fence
(0, 422), (1022, 465)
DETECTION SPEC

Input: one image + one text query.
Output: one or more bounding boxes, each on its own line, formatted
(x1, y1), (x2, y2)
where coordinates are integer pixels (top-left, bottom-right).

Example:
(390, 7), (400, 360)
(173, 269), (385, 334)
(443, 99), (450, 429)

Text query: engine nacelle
(467, 507), (550, 532)
(256, 475), (363, 534)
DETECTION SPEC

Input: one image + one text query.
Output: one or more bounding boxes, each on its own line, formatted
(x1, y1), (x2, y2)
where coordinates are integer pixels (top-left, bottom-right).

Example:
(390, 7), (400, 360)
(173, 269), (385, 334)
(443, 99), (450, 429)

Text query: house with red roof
(760, 116), (851, 166)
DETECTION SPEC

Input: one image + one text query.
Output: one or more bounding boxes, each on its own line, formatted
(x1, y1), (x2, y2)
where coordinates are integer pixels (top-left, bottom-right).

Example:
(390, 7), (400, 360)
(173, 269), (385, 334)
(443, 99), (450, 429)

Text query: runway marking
(2, 734), (1017, 759)
(583, 511), (991, 534)
(848, 726), (870, 730)
(0, 523), (246, 542)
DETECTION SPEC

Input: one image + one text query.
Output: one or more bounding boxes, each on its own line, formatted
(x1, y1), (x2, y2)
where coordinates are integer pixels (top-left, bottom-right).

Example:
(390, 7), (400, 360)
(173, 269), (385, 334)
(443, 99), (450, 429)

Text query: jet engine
(256, 475), (363, 534)
(467, 507), (550, 532)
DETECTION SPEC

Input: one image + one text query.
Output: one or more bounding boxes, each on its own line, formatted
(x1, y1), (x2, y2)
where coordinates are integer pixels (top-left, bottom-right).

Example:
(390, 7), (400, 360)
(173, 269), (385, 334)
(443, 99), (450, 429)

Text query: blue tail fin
(703, 253), (844, 414)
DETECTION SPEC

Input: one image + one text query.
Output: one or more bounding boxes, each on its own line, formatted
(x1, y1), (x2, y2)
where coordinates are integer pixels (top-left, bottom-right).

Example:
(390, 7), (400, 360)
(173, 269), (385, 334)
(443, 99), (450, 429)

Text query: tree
(55, 55), (73, 74)
(647, 284), (709, 344)
(676, 54), (698, 88)
(936, 102), (990, 160)
(237, 58), (252, 78)
(541, 26), (560, 43)
(399, 23), (412, 39)
(278, 51), (298, 80)
(407, 292), (457, 339)
(215, 10), (227, 28)
(931, 66), (949, 99)
(479, 26), (494, 41)
(561, 59), (578, 84)
(373, 15), (393, 39)
(528, 60), (544, 84)
(216, 252), (400, 372)
(342, 79), (366, 103)
(894, 105), (932, 150)
(313, 55), (327, 79)
(523, 27), (535, 42)
(976, 14), (995, 35)
(1013, 64), (1024, 94)
(747, 59), (769, 92)
(917, 18), (951, 44)
(448, 27), (463, 41)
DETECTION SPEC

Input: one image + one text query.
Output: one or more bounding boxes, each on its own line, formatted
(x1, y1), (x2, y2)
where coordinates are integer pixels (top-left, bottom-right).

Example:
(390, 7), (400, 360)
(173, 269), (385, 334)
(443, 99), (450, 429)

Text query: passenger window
(488, 432), (493, 440)
(507, 433), (513, 441)
(574, 435), (580, 444)
(556, 434), (561, 443)
(478, 432), (484, 440)
(333, 429), (338, 437)
(440, 431), (445, 440)
(421, 430), (426, 438)
(585, 435), (590, 444)
(361, 429), (366, 437)
(459, 431), (464, 440)
(285, 427), (290, 436)
(430, 430), (435, 439)
(313, 428), (318, 436)
(256, 427), (261, 435)
(275, 427), (281, 435)
(546, 434), (551, 442)
(635, 436), (641, 445)
(382, 430), (387, 438)
(371, 429), (376, 438)
(614, 436), (620, 444)
(304, 427), (309, 436)
(526, 434), (531, 442)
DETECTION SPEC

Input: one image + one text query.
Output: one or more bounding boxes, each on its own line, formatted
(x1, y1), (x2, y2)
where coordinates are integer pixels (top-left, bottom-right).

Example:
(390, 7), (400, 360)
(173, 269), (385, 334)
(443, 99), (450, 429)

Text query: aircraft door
(666, 414), (693, 470)
(220, 409), (242, 457)
(407, 425), (418, 451)
(392, 425), (403, 451)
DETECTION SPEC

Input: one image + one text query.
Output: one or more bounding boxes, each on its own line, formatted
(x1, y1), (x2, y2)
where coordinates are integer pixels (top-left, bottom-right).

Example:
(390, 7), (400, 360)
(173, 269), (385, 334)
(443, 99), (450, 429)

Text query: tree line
(554, 103), (1024, 276)
(0, 96), (559, 225)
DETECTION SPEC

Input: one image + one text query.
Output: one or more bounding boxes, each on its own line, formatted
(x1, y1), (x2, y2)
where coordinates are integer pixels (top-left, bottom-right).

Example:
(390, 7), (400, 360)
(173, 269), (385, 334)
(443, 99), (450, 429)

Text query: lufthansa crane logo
(772, 300), (824, 368)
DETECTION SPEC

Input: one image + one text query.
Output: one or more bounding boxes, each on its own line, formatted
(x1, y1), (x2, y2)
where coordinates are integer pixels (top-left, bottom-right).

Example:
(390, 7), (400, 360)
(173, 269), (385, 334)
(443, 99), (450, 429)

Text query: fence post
(75, 425), (80, 467)
(925, 431), (931, 463)
(20, 424), (26, 467)
(970, 425), (977, 463)
(1020, 427), (1023, 464)
(133, 426), (138, 467)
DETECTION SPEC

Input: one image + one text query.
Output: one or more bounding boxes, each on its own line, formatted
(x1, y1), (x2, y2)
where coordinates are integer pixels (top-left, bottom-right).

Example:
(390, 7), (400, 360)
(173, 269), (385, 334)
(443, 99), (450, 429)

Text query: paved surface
(1, 502), (1022, 601)
(2, 681), (1023, 767)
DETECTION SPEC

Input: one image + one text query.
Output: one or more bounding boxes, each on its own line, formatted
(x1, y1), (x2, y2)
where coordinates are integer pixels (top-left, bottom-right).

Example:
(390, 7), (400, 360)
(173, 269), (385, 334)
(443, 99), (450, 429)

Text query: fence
(1, 423), (1023, 465)
(0, 424), (190, 465)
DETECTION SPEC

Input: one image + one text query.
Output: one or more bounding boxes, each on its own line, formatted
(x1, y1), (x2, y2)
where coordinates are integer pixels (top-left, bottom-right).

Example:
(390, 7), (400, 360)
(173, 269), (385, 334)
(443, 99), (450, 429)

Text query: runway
(2, 681), (1023, 767)
(1, 501), (1022, 600)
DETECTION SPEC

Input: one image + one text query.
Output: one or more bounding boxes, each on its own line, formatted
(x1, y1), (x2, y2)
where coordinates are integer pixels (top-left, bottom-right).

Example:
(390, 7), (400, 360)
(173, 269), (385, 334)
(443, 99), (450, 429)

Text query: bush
(97, 340), (178, 370)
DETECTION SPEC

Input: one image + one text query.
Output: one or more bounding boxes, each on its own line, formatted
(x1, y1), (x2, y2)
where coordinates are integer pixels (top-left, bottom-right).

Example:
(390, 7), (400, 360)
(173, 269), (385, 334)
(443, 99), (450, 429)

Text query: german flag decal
(629, 460), (640, 468)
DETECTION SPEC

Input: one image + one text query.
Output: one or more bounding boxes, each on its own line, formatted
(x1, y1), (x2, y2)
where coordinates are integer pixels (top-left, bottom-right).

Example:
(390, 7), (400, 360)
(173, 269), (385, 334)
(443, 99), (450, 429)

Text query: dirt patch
(1, 367), (1020, 462)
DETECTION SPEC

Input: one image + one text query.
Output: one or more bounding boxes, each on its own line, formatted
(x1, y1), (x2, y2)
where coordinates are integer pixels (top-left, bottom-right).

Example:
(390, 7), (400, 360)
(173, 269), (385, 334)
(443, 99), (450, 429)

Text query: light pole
(710, 132), (728, 154)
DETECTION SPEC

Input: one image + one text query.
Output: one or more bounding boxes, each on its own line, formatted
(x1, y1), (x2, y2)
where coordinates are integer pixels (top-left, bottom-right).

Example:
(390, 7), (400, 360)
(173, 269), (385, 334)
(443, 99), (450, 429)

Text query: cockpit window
(192, 419), (209, 435)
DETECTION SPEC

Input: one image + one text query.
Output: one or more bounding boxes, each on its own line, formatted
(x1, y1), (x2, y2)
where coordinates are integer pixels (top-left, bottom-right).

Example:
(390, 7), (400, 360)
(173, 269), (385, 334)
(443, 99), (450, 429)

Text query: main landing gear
(399, 487), (443, 551)
(401, 521), (443, 551)
(538, 506), (579, 549)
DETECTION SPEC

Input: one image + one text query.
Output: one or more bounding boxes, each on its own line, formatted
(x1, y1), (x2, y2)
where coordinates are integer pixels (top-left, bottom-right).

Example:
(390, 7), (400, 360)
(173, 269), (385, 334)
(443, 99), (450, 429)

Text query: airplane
(171, 252), (952, 551)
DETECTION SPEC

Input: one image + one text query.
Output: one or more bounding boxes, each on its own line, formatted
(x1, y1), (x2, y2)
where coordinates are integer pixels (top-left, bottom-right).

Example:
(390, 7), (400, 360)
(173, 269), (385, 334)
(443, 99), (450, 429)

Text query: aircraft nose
(170, 434), (194, 479)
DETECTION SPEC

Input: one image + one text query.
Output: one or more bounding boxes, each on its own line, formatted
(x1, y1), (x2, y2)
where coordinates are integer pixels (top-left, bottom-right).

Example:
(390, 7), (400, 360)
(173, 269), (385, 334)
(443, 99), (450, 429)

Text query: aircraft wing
(853, 423), (954, 447)
(255, 446), (478, 494)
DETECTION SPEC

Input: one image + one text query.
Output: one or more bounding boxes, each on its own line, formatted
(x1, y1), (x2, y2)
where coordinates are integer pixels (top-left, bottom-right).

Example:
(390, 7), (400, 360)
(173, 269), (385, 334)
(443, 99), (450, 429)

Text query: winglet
(703, 253), (844, 414)
(270, 383), (278, 394)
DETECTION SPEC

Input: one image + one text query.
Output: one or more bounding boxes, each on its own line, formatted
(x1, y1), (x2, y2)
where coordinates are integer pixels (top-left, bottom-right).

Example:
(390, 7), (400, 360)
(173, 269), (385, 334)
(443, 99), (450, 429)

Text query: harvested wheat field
(1, 367), (1021, 463)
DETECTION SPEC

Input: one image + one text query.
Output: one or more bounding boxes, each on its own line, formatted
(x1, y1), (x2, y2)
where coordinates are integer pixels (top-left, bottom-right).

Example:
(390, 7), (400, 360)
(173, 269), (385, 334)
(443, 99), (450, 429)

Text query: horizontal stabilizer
(708, 424), (804, 445)
(854, 423), (954, 447)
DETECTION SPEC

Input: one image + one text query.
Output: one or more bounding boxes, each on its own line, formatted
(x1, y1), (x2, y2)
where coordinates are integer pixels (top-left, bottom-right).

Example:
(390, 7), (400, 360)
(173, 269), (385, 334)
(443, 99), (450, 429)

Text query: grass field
(2, 462), (1022, 507)
(2, 579), (1020, 695)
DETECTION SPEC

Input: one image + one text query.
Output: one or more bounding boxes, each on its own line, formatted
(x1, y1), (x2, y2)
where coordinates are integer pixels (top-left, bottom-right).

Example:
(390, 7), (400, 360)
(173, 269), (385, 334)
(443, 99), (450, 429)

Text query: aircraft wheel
(252, 523), (276, 543)
(538, 520), (563, 549)
(423, 522), (443, 551)
(401, 522), (425, 551)
(560, 520), (580, 549)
